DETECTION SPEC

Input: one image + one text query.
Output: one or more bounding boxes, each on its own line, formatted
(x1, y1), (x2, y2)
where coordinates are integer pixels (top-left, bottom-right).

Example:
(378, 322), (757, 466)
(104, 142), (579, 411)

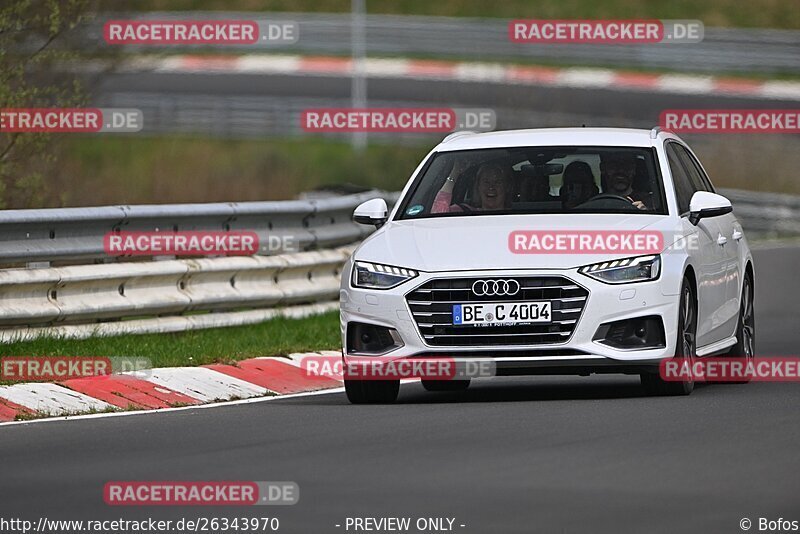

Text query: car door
(666, 142), (728, 348)
(674, 143), (740, 339)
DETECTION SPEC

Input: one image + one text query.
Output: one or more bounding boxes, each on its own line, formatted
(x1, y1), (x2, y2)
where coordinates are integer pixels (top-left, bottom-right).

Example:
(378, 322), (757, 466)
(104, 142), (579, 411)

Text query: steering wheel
(590, 193), (633, 204)
(578, 193), (641, 211)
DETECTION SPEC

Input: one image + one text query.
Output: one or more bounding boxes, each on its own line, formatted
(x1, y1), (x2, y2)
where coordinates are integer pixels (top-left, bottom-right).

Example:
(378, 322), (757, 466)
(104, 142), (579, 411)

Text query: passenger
(527, 173), (557, 202)
(560, 161), (599, 209)
(432, 162), (512, 213)
(600, 152), (648, 210)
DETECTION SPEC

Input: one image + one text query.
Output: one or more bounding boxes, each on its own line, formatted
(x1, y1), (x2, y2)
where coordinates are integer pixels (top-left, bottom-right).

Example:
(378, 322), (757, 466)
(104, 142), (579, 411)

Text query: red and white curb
(125, 54), (800, 101)
(0, 353), (343, 423)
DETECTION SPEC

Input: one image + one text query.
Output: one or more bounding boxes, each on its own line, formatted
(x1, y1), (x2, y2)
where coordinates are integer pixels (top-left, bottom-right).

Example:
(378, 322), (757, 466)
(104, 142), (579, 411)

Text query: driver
(432, 161), (512, 213)
(600, 152), (648, 210)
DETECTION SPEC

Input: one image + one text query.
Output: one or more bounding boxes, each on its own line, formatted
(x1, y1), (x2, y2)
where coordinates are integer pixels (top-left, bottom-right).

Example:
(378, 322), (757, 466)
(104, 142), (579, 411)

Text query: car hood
(355, 214), (681, 271)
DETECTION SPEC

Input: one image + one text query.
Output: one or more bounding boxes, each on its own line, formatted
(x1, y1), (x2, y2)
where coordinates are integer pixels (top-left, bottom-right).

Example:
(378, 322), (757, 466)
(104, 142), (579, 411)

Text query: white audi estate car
(339, 127), (755, 403)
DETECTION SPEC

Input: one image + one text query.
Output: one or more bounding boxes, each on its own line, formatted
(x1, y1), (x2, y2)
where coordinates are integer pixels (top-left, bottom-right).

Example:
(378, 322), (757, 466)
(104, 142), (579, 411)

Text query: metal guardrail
(97, 93), (463, 141)
(0, 246), (352, 329)
(0, 188), (796, 341)
(83, 12), (800, 74)
(720, 188), (800, 235)
(97, 92), (648, 140)
(0, 191), (398, 266)
(0, 191), (399, 341)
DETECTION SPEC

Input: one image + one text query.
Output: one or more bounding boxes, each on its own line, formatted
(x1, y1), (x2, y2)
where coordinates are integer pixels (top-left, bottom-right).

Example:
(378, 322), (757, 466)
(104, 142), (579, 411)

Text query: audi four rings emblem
(472, 279), (520, 296)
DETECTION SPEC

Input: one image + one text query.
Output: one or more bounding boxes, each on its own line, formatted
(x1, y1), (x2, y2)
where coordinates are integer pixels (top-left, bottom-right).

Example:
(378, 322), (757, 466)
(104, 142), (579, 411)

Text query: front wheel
(641, 276), (697, 396)
(344, 379), (399, 404)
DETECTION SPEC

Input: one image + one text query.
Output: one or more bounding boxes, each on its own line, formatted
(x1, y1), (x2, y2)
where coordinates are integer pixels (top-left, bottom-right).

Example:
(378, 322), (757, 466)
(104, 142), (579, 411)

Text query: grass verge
(48, 133), (800, 210)
(47, 136), (427, 207)
(0, 311), (341, 372)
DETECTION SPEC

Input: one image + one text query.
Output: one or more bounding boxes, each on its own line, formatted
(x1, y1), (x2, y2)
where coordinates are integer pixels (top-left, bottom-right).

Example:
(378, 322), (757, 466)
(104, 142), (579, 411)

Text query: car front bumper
(340, 264), (680, 375)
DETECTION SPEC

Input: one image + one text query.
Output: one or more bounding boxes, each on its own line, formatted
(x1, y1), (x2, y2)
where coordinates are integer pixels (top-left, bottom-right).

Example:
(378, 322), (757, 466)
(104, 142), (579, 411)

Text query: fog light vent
(593, 316), (665, 350)
(347, 322), (404, 355)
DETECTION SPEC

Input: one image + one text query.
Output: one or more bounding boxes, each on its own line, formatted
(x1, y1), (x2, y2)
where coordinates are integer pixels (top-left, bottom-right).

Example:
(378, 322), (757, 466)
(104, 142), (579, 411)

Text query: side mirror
(353, 198), (389, 228)
(688, 191), (733, 226)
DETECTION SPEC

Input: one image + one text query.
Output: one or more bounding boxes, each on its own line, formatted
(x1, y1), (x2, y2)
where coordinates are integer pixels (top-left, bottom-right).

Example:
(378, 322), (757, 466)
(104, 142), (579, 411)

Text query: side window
(666, 143), (696, 215)
(673, 144), (714, 193)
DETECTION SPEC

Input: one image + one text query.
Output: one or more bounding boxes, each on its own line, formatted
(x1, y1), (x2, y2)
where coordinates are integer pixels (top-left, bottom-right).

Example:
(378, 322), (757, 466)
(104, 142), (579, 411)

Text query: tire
(421, 379), (471, 392)
(641, 276), (697, 396)
(344, 379), (400, 404)
(720, 272), (755, 384)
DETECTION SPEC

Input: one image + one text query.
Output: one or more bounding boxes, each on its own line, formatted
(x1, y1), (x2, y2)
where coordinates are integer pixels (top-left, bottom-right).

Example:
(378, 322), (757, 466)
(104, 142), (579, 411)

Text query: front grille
(406, 276), (589, 347)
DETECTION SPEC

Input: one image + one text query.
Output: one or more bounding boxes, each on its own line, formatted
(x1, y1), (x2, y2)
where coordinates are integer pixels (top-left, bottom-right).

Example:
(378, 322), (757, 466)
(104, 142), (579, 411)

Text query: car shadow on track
(396, 377), (694, 404)
(282, 377), (717, 405)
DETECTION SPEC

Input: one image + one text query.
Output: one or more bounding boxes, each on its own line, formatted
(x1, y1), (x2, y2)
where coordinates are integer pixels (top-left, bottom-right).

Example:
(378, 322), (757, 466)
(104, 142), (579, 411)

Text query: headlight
(351, 261), (418, 289)
(578, 255), (660, 284)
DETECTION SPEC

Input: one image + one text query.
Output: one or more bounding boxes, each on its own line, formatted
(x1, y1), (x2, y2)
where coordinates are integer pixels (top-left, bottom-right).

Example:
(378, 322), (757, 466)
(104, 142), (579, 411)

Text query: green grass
(0, 311), (341, 372)
(47, 136), (427, 207)
(113, 0), (800, 30)
(47, 133), (800, 210)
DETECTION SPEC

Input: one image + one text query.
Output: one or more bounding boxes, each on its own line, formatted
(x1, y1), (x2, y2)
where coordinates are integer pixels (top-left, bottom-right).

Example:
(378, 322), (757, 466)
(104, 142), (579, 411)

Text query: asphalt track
(96, 71), (800, 127)
(1, 245), (799, 534)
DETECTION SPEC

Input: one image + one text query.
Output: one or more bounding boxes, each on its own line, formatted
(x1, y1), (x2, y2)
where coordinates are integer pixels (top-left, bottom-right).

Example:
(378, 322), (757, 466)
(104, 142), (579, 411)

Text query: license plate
(452, 302), (552, 326)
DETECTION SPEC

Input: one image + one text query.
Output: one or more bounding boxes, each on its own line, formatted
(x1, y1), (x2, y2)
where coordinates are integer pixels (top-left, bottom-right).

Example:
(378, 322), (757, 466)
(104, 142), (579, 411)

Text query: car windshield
(397, 146), (667, 219)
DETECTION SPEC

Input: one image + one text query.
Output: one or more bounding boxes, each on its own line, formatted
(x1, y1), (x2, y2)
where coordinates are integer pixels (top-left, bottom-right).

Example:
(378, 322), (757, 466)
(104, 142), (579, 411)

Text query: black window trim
(393, 150), (439, 222)
(665, 140), (701, 218)
(676, 142), (716, 194)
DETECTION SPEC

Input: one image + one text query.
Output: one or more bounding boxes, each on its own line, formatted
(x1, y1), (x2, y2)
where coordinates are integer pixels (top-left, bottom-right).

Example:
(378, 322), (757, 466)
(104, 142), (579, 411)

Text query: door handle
(717, 234), (728, 246)
(732, 229), (743, 241)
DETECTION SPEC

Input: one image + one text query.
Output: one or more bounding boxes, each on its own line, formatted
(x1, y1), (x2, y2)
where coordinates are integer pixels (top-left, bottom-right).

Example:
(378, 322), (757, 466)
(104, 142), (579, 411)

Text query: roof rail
(442, 130), (477, 143)
(649, 126), (662, 139)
